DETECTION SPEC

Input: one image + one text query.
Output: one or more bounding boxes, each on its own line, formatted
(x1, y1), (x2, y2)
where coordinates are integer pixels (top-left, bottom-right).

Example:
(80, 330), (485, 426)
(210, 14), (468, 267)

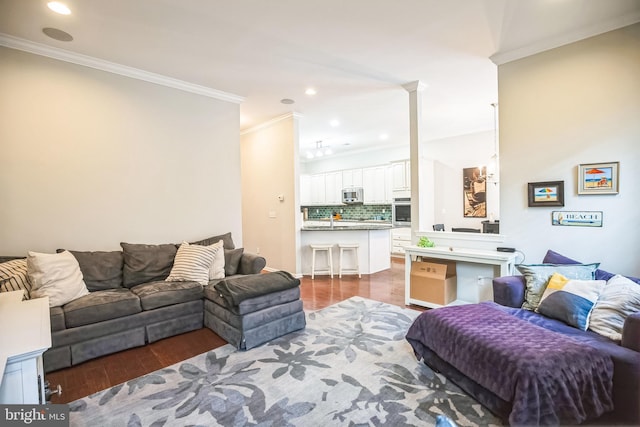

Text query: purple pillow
(543, 250), (640, 285)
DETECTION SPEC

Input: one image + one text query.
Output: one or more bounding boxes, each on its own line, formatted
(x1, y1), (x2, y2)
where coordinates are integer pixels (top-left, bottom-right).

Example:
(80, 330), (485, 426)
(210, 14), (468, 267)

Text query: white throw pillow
(589, 274), (640, 341)
(208, 240), (225, 280)
(27, 250), (89, 307)
(166, 242), (219, 286)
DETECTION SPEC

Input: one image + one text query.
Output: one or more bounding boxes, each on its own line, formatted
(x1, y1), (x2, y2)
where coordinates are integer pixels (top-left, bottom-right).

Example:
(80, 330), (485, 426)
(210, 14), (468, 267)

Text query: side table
(0, 291), (52, 404)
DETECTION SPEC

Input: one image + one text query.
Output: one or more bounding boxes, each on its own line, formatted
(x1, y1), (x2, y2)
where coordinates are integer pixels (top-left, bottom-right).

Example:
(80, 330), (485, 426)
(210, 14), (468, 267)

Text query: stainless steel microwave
(342, 187), (364, 204)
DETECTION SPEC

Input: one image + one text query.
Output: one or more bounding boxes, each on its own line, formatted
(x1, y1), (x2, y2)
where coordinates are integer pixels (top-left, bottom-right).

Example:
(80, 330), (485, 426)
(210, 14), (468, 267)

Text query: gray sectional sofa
(26, 232), (266, 373)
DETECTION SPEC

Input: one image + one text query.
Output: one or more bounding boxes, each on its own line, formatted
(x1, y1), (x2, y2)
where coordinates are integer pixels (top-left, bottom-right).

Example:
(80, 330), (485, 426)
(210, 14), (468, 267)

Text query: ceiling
(1, 0), (639, 160)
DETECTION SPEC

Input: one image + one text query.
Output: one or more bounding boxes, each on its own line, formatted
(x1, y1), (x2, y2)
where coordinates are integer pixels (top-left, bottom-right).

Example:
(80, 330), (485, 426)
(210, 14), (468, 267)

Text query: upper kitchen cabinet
(391, 160), (410, 192)
(324, 171), (343, 204)
(310, 173), (326, 205)
(300, 174), (311, 205)
(342, 168), (363, 188)
(362, 166), (390, 204)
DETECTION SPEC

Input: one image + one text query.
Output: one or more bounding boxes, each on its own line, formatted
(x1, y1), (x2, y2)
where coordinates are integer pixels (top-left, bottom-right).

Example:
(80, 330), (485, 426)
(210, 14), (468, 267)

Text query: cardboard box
(410, 259), (457, 305)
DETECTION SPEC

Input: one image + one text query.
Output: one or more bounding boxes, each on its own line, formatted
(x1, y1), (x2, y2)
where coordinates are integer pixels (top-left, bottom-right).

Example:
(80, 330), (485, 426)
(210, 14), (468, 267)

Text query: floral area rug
(69, 297), (501, 426)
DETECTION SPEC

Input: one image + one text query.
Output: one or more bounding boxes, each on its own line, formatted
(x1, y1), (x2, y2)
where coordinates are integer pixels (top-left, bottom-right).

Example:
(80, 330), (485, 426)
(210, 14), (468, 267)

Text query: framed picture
(527, 181), (564, 207)
(552, 211), (603, 227)
(578, 162), (619, 194)
(463, 166), (486, 218)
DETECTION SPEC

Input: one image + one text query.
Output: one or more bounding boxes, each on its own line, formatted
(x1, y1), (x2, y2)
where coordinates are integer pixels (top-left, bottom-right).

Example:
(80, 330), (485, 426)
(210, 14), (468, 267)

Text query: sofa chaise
(406, 250), (640, 426)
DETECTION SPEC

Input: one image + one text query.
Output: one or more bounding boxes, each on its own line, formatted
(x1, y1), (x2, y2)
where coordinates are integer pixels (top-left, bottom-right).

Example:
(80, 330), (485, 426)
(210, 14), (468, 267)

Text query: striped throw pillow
(0, 258), (32, 299)
(166, 242), (218, 286)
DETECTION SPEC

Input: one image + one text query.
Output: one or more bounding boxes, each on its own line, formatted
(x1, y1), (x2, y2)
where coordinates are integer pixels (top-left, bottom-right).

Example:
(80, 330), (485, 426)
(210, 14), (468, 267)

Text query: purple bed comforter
(406, 302), (614, 425)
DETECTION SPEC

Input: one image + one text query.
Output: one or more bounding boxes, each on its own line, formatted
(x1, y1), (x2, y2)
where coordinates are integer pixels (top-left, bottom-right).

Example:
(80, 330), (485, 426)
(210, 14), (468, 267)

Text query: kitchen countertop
(302, 220), (392, 231)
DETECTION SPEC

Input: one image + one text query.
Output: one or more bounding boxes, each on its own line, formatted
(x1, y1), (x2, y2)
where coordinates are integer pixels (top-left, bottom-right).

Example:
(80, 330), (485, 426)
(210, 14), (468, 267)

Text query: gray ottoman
(203, 272), (306, 350)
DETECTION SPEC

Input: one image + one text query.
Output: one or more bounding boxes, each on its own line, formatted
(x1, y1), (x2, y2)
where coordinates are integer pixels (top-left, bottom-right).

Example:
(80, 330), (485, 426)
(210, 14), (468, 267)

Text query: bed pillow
(536, 273), (605, 330)
(27, 250), (89, 307)
(166, 242), (219, 286)
(516, 263), (599, 311)
(0, 258), (32, 299)
(589, 275), (640, 341)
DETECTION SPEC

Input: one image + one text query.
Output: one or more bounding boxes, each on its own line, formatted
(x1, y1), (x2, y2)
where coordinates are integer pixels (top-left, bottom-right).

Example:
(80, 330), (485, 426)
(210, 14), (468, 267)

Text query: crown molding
(0, 33), (244, 104)
(490, 14), (640, 65)
(240, 112), (303, 135)
(402, 80), (427, 92)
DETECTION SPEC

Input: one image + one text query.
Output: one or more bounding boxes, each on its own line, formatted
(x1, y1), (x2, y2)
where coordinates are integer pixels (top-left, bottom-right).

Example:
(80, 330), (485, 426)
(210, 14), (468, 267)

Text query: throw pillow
(208, 240), (225, 280)
(589, 274), (640, 341)
(536, 273), (605, 330)
(224, 248), (244, 276)
(57, 249), (124, 291)
(27, 250), (89, 307)
(0, 258), (32, 299)
(542, 249), (640, 285)
(190, 232), (235, 250)
(516, 263), (599, 311)
(166, 242), (219, 286)
(120, 243), (177, 288)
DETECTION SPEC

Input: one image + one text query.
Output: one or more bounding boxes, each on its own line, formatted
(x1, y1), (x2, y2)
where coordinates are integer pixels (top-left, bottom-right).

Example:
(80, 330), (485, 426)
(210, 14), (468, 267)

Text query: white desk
(404, 245), (517, 308)
(0, 291), (51, 404)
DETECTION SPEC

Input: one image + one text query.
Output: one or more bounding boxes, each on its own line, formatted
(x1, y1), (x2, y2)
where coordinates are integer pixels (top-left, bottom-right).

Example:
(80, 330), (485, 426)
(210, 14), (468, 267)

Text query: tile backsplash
(303, 204), (392, 222)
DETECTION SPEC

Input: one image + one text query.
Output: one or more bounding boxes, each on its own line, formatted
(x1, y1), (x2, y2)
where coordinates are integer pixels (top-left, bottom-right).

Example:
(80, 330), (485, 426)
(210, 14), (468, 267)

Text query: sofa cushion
(516, 263), (599, 311)
(121, 243), (177, 288)
(62, 288), (142, 328)
(50, 306), (66, 332)
(224, 248), (244, 276)
(204, 284), (300, 315)
(0, 258), (32, 299)
(58, 249), (124, 291)
(190, 232), (235, 250)
(166, 242), (219, 286)
(536, 273), (605, 331)
(589, 274), (640, 341)
(28, 250), (90, 307)
(131, 280), (203, 311)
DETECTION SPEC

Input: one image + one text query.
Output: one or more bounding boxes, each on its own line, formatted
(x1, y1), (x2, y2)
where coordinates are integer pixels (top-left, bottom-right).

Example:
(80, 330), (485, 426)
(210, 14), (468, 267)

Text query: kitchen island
(300, 221), (392, 276)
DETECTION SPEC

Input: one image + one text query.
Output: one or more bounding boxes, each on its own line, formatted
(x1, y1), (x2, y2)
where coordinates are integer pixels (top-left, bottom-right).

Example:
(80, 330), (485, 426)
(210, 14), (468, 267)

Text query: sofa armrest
(622, 312), (640, 353)
(492, 275), (526, 308)
(237, 252), (266, 275)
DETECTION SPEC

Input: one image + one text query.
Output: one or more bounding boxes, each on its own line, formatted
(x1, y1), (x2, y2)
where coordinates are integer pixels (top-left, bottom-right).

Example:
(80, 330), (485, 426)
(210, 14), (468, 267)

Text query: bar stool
(338, 243), (361, 278)
(310, 244), (334, 279)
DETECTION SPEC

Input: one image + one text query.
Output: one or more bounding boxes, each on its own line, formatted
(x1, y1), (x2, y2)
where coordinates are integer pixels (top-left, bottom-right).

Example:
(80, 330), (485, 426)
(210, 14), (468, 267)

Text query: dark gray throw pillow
(191, 232), (235, 250)
(120, 243), (177, 288)
(57, 249), (124, 292)
(224, 248), (244, 276)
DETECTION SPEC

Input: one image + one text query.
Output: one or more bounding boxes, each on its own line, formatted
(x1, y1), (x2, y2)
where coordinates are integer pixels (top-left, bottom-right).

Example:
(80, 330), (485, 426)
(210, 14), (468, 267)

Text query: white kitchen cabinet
(362, 166), (387, 204)
(391, 227), (412, 255)
(324, 171), (343, 204)
(384, 165), (393, 203)
(342, 168), (363, 188)
(310, 174), (326, 205)
(391, 160), (411, 192)
(300, 174), (311, 206)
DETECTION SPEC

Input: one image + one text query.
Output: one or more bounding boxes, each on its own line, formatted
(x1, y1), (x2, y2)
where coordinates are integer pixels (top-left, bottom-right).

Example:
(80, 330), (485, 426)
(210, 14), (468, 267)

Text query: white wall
(241, 114), (301, 274)
(301, 144), (409, 174)
(0, 46), (243, 253)
(498, 23), (640, 276)
(423, 130), (498, 230)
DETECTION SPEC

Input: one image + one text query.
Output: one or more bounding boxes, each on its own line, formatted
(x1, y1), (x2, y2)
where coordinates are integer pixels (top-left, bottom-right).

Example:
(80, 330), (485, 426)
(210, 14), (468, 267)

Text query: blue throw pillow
(536, 273), (605, 330)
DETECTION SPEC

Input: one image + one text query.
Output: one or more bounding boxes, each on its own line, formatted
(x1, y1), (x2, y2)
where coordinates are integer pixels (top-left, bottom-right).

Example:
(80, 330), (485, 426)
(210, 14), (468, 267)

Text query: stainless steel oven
(392, 197), (411, 226)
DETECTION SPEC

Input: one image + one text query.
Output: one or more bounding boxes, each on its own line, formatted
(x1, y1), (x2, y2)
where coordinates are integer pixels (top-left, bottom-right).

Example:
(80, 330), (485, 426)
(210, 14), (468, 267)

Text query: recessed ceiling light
(379, 133), (389, 140)
(280, 98), (295, 104)
(305, 88), (317, 96)
(42, 27), (73, 42)
(329, 119), (340, 127)
(47, 2), (71, 15)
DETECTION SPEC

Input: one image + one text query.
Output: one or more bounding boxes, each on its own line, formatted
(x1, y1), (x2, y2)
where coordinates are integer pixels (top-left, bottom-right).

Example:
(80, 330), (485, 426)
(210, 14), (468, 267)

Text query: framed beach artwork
(527, 181), (564, 207)
(578, 162), (619, 195)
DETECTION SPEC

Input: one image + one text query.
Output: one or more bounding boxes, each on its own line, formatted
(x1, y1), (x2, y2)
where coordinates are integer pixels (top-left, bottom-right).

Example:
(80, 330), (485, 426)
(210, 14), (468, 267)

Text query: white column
(402, 81), (427, 242)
